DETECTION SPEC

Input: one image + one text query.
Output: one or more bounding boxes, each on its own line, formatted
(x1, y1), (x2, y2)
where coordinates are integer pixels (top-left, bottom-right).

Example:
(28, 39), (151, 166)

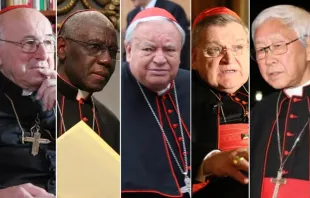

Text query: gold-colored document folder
(57, 121), (120, 198)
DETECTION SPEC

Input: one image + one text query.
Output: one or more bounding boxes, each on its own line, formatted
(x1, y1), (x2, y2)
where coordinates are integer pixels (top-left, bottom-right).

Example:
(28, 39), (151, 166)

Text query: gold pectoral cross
(24, 131), (51, 156)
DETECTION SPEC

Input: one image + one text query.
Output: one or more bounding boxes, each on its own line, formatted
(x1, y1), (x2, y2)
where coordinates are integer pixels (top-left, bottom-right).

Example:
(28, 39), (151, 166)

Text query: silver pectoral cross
(180, 175), (191, 197)
(24, 131), (51, 156)
(271, 169), (287, 198)
(23, 114), (51, 156)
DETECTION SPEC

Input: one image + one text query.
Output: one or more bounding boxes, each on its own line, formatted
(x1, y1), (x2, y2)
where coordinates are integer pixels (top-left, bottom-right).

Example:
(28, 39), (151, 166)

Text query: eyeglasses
(64, 37), (119, 60)
(202, 44), (248, 58)
(0, 38), (55, 53)
(251, 38), (300, 61)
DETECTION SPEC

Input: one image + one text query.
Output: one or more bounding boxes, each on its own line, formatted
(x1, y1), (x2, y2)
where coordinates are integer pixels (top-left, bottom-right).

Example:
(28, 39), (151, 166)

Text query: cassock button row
(284, 150), (290, 156)
(82, 117), (88, 122)
(293, 98), (302, 103)
(234, 97), (240, 101)
(289, 114), (298, 119)
(286, 132), (294, 136)
(168, 109), (174, 114)
(282, 170), (288, 175)
(241, 101), (247, 105)
(173, 124), (178, 129)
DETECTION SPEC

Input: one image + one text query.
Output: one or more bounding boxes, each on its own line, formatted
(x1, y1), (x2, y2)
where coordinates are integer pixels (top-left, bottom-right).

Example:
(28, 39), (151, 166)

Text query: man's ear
(57, 36), (67, 61)
(125, 42), (132, 63)
(306, 36), (310, 61)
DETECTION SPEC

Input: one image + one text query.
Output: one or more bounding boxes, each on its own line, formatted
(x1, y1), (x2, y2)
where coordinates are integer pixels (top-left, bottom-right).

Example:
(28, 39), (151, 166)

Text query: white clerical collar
(140, 0), (156, 10)
(284, 80), (310, 98)
(22, 89), (33, 96)
(157, 83), (171, 96)
(76, 89), (90, 100)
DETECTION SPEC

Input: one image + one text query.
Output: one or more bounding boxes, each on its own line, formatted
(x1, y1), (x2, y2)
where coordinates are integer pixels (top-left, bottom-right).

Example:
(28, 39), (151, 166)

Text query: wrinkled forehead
(132, 20), (182, 42)
(202, 23), (248, 44)
(2, 10), (52, 40)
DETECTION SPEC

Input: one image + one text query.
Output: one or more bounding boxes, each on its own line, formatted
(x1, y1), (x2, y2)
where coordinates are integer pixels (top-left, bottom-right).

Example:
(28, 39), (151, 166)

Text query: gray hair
(192, 14), (248, 48)
(59, 11), (115, 38)
(252, 5), (310, 45)
(125, 16), (185, 46)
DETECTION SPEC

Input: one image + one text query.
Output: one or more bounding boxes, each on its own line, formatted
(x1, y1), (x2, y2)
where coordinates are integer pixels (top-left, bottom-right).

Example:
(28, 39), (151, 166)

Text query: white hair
(125, 16), (185, 46)
(252, 5), (310, 45)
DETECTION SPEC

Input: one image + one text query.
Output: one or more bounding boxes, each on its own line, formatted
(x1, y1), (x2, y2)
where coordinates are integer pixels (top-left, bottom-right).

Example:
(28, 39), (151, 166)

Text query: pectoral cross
(24, 116), (51, 156)
(24, 131), (51, 156)
(180, 175), (191, 197)
(271, 169), (287, 198)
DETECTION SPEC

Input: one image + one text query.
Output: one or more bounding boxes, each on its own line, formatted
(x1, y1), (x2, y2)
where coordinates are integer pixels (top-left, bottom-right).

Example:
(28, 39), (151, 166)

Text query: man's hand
(0, 183), (55, 198)
(202, 148), (249, 184)
(36, 69), (57, 111)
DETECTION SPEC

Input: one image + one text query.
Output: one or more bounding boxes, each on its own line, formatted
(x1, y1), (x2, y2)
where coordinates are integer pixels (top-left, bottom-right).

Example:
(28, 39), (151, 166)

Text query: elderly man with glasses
(0, 5), (56, 198)
(57, 10), (119, 153)
(191, 7), (249, 198)
(250, 5), (310, 198)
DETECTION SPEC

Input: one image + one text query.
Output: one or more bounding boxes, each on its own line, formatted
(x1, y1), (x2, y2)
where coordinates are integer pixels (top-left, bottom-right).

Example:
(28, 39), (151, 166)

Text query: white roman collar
(284, 80), (310, 97)
(22, 89), (33, 96)
(157, 83), (171, 96)
(76, 89), (90, 100)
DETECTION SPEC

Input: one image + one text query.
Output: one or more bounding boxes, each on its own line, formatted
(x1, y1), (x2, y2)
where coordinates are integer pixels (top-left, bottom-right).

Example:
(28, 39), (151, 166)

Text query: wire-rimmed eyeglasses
(0, 37), (55, 53)
(250, 38), (300, 61)
(64, 37), (119, 60)
(202, 44), (248, 58)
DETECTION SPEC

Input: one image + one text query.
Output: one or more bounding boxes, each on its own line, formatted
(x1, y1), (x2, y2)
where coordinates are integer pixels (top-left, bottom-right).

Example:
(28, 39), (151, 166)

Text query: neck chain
(209, 86), (249, 123)
(275, 91), (309, 171)
(5, 93), (55, 141)
(209, 89), (227, 123)
(137, 81), (191, 195)
(242, 85), (249, 94)
(57, 96), (96, 132)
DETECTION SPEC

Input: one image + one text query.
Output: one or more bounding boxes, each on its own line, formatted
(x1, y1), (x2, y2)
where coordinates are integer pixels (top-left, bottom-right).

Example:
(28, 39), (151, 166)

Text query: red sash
(218, 123), (248, 151)
(261, 177), (310, 198)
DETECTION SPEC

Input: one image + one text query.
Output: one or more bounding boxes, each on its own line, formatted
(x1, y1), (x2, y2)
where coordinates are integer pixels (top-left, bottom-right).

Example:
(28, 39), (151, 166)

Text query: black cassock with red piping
(251, 86), (310, 198)
(121, 63), (190, 198)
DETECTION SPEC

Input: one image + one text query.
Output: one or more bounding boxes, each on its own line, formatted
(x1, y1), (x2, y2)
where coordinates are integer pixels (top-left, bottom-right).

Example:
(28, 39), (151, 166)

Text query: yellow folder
(57, 121), (120, 198)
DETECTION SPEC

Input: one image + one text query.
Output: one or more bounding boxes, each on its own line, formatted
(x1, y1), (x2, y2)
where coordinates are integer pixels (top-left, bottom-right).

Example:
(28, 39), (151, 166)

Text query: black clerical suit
(121, 63), (191, 198)
(57, 75), (119, 153)
(0, 72), (55, 194)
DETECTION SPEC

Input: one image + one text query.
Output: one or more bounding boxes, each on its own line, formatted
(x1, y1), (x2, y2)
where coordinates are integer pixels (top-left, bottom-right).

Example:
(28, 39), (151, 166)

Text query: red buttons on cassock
(289, 114), (298, 119)
(286, 132), (294, 136)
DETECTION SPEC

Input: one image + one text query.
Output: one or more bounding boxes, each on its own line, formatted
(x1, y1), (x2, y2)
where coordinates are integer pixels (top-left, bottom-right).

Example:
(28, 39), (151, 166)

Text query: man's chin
(217, 83), (243, 94)
(84, 83), (106, 93)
